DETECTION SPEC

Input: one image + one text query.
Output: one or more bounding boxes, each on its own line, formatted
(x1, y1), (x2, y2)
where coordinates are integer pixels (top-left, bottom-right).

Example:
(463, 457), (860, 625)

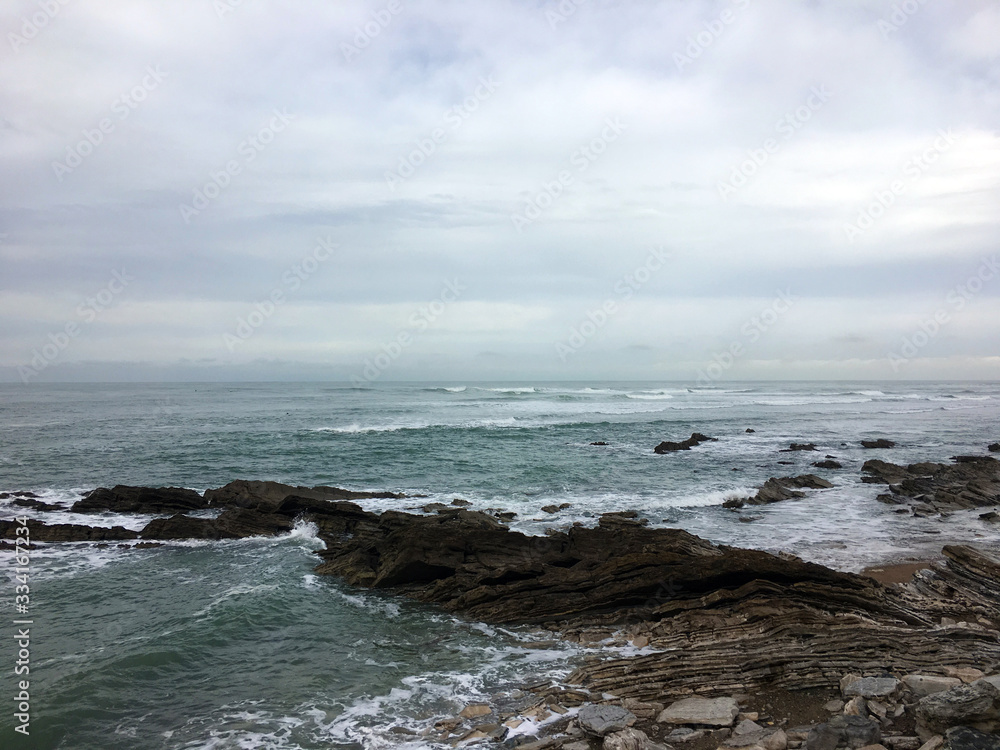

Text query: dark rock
(72, 485), (207, 514)
(12, 498), (65, 511)
(916, 681), (1000, 735)
(781, 443), (818, 452)
(745, 475), (834, 505)
(451, 498), (472, 507)
(813, 460), (843, 469)
(746, 429), (756, 434)
(862, 440), (897, 449)
(654, 433), (718, 453)
(0, 519), (138, 543)
(806, 715), (881, 750)
(203, 479), (405, 513)
(989, 444), (1000, 453)
(946, 727), (1000, 750)
(861, 457), (1000, 514)
(591, 441), (609, 446)
(0, 491), (39, 500)
(981, 512), (1000, 524)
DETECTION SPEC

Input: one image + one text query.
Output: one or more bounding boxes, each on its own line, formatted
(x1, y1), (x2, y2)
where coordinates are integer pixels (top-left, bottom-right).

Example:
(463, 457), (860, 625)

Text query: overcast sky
(1, 0), (998, 383)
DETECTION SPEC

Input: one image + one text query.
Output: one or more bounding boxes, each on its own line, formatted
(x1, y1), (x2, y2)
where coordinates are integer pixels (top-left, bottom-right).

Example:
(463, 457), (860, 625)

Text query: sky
(1, 0), (998, 384)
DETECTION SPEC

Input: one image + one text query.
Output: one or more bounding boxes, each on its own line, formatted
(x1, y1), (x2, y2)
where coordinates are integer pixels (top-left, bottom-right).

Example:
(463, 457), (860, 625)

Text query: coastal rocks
(807, 715), (881, 750)
(916, 681), (1000, 736)
(0, 519), (139, 543)
(657, 697), (739, 727)
(945, 727), (1000, 750)
(903, 677), (964, 699)
(782, 443), (819, 452)
(989, 445), (1000, 453)
(654, 433), (717, 453)
(542, 503), (573, 514)
(727, 475), (834, 507)
(863, 457), (1000, 515)
(814, 461), (843, 470)
(72, 485), (206, 514)
(862, 441), (897, 450)
(139, 508), (295, 541)
(578, 704), (636, 736)
(203, 479), (406, 513)
(459, 703), (492, 719)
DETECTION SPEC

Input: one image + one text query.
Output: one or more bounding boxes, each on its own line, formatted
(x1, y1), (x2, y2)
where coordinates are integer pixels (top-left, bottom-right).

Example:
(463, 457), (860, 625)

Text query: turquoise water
(2, 381), (1000, 748)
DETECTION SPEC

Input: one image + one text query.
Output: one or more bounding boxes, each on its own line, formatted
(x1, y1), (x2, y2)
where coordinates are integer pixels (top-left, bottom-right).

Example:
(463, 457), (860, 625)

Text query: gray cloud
(1, 0), (999, 383)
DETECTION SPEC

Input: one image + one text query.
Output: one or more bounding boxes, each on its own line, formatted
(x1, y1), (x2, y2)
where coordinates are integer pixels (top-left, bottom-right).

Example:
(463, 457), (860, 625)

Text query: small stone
(742, 713), (761, 722)
(736, 720), (765, 735)
(902, 676), (962, 699)
(806, 715), (881, 750)
(667, 728), (706, 743)
(460, 703), (492, 719)
(453, 729), (487, 745)
(658, 696), (740, 727)
(883, 738), (921, 750)
(765, 730), (788, 750)
(603, 727), (666, 750)
(390, 726), (417, 735)
(579, 704), (637, 737)
(504, 719), (524, 729)
(845, 697), (868, 716)
(868, 701), (888, 719)
(633, 635), (650, 648)
(550, 704), (568, 715)
(564, 743), (591, 750)
(825, 701), (846, 713)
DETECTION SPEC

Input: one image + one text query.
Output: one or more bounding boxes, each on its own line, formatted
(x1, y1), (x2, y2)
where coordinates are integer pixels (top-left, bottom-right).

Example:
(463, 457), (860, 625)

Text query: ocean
(2, 381), (999, 749)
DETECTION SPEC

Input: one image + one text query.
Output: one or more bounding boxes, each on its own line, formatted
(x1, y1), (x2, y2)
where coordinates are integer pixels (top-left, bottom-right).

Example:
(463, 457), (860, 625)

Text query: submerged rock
(782, 443), (818, 452)
(862, 440), (896, 449)
(744, 475), (834, 505)
(814, 460), (843, 469)
(0, 519), (139, 543)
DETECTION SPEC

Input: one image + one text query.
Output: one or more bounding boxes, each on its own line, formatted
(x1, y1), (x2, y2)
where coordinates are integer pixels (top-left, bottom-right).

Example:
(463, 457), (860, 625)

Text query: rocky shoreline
(2, 448), (1000, 749)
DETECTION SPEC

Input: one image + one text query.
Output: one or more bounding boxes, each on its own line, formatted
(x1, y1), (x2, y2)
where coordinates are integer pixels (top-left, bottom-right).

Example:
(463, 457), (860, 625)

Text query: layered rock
(863, 457), (1000, 515)
(72, 485), (206, 514)
(725, 475), (834, 508)
(0, 519), (138, 542)
(203, 479), (406, 512)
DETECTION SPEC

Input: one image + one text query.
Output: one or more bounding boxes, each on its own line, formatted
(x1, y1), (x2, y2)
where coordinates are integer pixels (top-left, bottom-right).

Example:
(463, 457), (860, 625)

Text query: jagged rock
(861, 457), (1000, 514)
(0, 519), (139, 543)
(451, 498), (472, 507)
(746, 429), (756, 434)
(654, 433), (718, 453)
(203, 479), (405, 513)
(843, 677), (900, 699)
(72, 485), (206, 514)
(916, 681), (1000, 735)
(845, 697), (868, 716)
(11, 497), (65, 511)
(667, 728), (706, 743)
(579, 704), (636, 736)
(782, 443), (819, 452)
(658, 697), (739, 727)
(903, 676), (964, 698)
(980, 513), (1000, 524)
(603, 727), (667, 750)
(140, 508), (295, 540)
(826, 701), (847, 713)
(745, 475), (834, 505)
(807, 715), (881, 750)
(989, 444), (1000, 453)
(736, 721), (765, 735)
(862, 440), (896, 449)
(945, 727), (1000, 750)
(814, 461), (843, 469)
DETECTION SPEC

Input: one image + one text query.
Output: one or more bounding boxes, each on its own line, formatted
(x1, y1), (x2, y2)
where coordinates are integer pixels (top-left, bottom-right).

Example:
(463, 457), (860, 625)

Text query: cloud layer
(1, 0), (998, 382)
